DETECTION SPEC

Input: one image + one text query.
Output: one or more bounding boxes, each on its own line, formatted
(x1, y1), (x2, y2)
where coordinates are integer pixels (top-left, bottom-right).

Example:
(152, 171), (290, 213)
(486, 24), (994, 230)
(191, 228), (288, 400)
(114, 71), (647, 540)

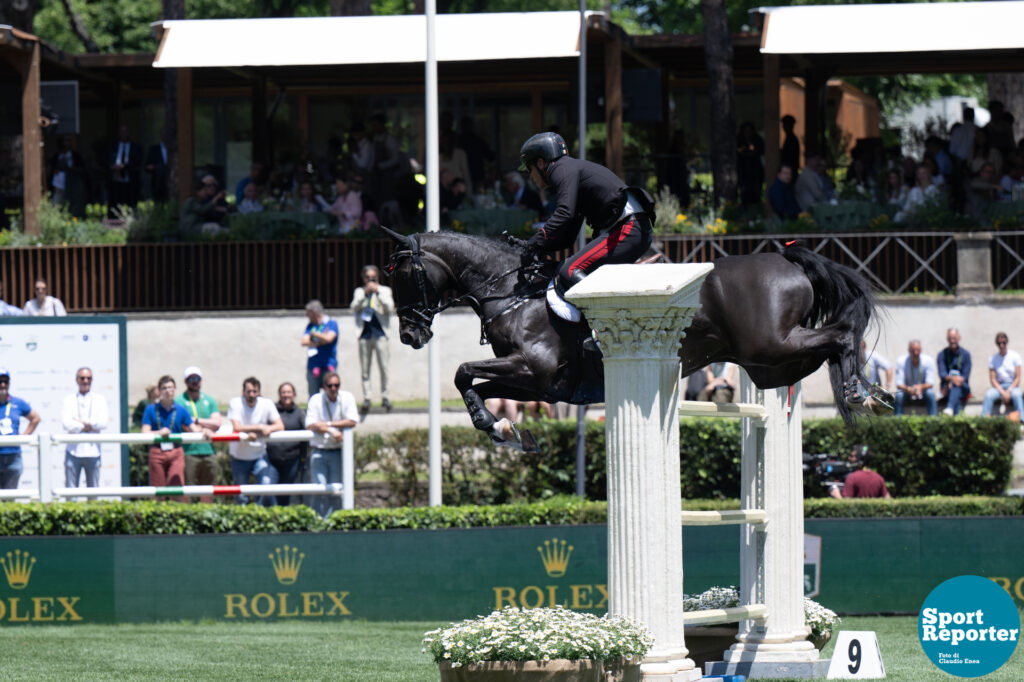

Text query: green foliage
(1, 200), (127, 246)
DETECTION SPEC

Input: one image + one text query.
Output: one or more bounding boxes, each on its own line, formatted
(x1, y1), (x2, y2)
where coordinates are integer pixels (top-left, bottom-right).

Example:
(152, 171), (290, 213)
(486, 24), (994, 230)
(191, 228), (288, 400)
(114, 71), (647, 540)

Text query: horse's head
(381, 227), (454, 350)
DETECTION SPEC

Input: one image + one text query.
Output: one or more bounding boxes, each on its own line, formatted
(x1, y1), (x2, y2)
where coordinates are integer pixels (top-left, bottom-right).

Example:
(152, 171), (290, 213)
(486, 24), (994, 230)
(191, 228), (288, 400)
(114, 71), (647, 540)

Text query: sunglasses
(324, 383), (341, 389)
(77, 376), (92, 382)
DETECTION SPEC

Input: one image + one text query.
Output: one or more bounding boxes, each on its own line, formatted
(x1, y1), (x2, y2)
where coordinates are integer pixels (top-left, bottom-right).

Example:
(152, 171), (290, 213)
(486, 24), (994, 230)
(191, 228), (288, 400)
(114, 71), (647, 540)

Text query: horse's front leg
(454, 354), (543, 448)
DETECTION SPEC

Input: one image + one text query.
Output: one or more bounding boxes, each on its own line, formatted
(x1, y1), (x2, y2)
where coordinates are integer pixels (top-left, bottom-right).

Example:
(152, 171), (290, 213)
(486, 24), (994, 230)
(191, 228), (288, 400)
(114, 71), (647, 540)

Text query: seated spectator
(884, 169), (909, 207)
(860, 340), (893, 392)
(235, 161), (265, 205)
(293, 180), (321, 213)
(982, 332), (1024, 418)
(844, 156), (874, 198)
(894, 340), (938, 416)
(348, 123), (375, 177)
(24, 278), (66, 316)
(768, 165), (800, 220)
(500, 171), (543, 215)
(794, 154), (831, 212)
(265, 382), (306, 506)
(937, 328), (971, 416)
(924, 136), (953, 181)
(966, 162), (1000, 219)
(683, 369), (708, 402)
(439, 170), (467, 213)
(969, 129), (1002, 178)
(237, 181), (264, 214)
(439, 129), (473, 196)
(998, 157), (1024, 199)
(181, 175), (228, 237)
(227, 377), (284, 505)
(319, 175), (362, 234)
(349, 173), (379, 231)
(0, 281), (23, 317)
(829, 445), (891, 500)
(698, 362), (737, 403)
(132, 384), (159, 429)
(895, 164), (941, 223)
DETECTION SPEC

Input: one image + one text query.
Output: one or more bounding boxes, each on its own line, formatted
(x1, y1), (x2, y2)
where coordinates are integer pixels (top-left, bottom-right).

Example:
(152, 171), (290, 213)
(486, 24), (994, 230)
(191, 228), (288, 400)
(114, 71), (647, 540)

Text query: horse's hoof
(867, 385), (895, 412)
(489, 419), (526, 451)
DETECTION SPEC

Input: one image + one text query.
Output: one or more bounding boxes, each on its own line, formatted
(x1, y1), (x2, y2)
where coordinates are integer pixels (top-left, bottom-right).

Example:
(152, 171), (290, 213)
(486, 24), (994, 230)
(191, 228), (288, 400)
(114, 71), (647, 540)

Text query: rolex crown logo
(1, 549), (37, 589)
(537, 538), (573, 578)
(268, 545), (305, 585)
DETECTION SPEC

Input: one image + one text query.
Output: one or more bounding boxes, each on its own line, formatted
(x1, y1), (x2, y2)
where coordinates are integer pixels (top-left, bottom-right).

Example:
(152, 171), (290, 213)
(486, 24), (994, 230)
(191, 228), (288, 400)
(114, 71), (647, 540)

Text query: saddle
(544, 252), (665, 322)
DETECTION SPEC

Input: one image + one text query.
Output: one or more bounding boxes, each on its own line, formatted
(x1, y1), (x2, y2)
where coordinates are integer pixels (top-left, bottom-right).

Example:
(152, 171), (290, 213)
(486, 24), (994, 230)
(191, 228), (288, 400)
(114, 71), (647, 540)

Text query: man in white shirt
(982, 332), (1024, 417)
(23, 279), (67, 317)
(304, 371), (358, 518)
(226, 377), (283, 505)
(60, 367), (109, 488)
(894, 340), (939, 416)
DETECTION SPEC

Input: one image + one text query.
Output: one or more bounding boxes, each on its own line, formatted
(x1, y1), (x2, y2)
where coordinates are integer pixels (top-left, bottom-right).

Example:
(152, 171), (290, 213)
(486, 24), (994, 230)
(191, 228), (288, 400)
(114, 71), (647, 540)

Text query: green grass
(0, 616), (1021, 681)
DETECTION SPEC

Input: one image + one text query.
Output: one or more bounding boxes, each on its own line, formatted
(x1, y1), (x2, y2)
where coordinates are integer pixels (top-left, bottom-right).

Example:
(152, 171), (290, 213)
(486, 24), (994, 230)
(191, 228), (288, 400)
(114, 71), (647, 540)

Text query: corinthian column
(567, 263), (712, 682)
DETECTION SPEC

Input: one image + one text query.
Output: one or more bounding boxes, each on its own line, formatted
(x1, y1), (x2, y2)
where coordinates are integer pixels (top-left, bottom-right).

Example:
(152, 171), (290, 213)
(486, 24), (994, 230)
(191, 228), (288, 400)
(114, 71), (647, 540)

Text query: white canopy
(153, 11), (590, 68)
(759, 2), (1024, 54)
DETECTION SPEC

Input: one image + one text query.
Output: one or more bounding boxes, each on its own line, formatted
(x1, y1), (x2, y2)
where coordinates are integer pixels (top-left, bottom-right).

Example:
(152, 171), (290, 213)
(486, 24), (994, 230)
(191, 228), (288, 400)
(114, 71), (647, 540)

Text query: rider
(518, 131), (655, 322)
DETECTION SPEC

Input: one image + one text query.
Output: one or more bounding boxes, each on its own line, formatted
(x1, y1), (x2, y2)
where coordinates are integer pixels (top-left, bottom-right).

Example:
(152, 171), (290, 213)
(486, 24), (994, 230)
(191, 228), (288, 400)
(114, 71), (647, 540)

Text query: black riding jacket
(527, 156), (629, 252)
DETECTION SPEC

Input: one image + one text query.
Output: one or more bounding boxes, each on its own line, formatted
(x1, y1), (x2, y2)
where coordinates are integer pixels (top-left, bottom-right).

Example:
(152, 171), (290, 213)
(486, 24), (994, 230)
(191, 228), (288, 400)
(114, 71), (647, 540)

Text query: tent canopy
(759, 2), (1024, 54)
(153, 11), (592, 68)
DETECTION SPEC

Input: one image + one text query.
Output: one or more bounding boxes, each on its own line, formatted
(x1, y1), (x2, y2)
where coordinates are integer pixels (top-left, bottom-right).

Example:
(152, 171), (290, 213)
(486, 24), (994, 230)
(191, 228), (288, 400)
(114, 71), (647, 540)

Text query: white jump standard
(568, 263), (829, 680)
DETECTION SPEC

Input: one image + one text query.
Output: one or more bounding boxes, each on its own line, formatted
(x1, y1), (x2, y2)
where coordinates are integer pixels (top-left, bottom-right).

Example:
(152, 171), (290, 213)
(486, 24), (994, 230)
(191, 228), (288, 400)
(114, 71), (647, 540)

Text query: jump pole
(568, 262), (712, 682)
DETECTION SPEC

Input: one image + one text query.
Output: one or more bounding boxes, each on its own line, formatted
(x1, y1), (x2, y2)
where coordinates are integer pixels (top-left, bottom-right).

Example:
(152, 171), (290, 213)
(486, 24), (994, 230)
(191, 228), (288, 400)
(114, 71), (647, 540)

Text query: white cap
(0, 367), (9, 379)
(183, 366), (203, 380)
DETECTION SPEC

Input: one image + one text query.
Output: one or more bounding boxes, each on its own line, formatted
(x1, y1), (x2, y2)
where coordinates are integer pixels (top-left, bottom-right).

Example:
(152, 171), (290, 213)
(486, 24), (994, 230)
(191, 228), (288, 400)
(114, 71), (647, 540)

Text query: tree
(700, 0), (736, 205)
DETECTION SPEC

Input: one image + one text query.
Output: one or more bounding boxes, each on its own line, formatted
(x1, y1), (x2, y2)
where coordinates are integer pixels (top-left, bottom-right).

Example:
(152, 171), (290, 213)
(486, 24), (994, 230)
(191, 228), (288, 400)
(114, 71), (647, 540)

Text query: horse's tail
(782, 243), (875, 423)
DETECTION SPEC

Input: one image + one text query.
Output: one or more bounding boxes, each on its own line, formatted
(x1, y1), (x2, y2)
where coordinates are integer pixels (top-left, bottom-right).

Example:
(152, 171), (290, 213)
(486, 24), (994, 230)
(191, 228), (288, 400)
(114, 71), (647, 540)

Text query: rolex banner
(1, 518), (1023, 624)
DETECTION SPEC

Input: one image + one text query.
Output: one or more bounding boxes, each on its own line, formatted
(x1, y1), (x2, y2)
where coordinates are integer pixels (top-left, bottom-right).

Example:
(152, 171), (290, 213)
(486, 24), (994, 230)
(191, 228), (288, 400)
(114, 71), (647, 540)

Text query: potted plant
(423, 605), (653, 681)
(683, 586), (841, 668)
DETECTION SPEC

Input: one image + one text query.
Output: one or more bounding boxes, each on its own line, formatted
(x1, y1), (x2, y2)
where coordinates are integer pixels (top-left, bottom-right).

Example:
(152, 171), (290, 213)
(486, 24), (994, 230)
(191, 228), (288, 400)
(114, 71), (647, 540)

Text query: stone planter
(810, 629), (832, 651)
(439, 658), (640, 682)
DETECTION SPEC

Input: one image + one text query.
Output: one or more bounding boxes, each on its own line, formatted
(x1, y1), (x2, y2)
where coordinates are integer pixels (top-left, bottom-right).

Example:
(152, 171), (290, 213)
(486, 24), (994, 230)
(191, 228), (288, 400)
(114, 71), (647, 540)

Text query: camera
(803, 452), (853, 488)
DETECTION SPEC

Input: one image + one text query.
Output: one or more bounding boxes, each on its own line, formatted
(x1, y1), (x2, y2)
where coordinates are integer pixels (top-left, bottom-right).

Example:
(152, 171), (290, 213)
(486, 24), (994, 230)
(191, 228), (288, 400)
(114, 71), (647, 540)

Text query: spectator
(60, 366), (109, 489)
(439, 170), (467, 213)
(322, 175), (362, 234)
(459, 116), (494, 190)
(937, 328), (971, 416)
(969, 129), (1002, 178)
(780, 114), (800, 171)
(966, 162), (1000, 220)
(23, 278), (67, 316)
(107, 124), (141, 216)
(0, 368), (41, 489)
(767, 165), (800, 220)
(293, 180), (320, 213)
(234, 162), (265, 205)
(924, 136), (953, 181)
(141, 375), (209, 489)
(885, 169), (909, 207)
(145, 127), (170, 203)
(439, 129), (473, 196)
(302, 299), (339, 398)
(304, 371), (359, 518)
(349, 173), (379, 231)
(895, 164), (941, 223)
(500, 171), (543, 216)
(350, 265), (394, 414)
(829, 445), (891, 500)
(50, 134), (88, 217)
(370, 113), (401, 202)
(175, 367), (223, 502)
(698, 362), (737, 403)
(265, 382), (306, 506)
(683, 369), (708, 402)
(485, 398), (520, 424)
(132, 384), (159, 429)
(349, 123), (375, 177)
(226, 377), (283, 505)
(736, 121), (765, 207)
(982, 332), (1024, 418)
(0, 281), (25, 316)
(948, 107), (976, 163)
(894, 340), (938, 416)
(237, 181), (264, 214)
(794, 154), (829, 212)
(998, 157), (1024, 199)
(180, 175), (228, 238)
(985, 101), (1016, 164)
(860, 340), (893, 393)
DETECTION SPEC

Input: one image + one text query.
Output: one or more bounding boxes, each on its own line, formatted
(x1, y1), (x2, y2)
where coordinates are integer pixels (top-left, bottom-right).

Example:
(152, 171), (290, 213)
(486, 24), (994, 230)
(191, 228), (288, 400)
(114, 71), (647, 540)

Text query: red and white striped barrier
(52, 483), (343, 499)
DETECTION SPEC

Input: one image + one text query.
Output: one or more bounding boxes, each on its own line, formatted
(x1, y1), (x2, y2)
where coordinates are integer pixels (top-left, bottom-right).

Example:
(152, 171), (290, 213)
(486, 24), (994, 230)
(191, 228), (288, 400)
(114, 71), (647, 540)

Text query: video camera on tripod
(802, 452), (853, 489)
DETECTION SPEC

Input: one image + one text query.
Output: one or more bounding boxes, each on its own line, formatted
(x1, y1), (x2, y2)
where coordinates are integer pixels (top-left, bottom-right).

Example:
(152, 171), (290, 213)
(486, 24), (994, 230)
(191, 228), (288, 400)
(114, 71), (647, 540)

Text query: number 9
(848, 638), (862, 674)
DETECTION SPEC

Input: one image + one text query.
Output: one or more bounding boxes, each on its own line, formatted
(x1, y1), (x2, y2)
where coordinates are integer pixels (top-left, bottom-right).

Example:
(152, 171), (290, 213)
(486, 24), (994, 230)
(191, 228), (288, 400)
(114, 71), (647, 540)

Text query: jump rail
(678, 400), (767, 420)
(682, 604), (769, 626)
(680, 510), (767, 527)
(0, 429), (355, 509)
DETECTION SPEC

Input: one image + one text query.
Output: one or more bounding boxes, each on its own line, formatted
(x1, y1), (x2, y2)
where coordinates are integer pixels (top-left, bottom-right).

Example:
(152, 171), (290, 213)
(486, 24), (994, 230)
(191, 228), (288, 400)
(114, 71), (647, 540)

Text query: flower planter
(439, 658), (640, 682)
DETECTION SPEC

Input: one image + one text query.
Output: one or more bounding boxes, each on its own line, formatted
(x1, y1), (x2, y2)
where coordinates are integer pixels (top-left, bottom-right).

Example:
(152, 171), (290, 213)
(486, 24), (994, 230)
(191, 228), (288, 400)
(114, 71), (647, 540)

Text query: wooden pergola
(1, 26), (42, 235)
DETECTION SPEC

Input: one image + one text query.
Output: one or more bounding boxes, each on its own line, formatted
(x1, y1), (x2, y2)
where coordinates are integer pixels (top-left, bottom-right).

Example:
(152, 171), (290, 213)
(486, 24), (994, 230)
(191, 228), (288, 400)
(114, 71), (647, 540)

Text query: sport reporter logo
(919, 575), (1020, 677)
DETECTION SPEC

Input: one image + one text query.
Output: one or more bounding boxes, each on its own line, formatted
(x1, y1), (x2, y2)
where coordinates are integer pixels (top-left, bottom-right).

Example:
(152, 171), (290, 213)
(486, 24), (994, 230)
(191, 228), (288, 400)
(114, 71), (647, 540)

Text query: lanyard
(156, 405), (177, 431)
(186, 396), (199, 419)
(1, 402), (9, 419)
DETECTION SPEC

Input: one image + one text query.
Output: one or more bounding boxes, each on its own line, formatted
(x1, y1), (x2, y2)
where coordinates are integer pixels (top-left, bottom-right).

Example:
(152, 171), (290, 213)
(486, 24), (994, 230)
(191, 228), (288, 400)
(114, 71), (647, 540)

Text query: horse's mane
(418, 230), (526, 263)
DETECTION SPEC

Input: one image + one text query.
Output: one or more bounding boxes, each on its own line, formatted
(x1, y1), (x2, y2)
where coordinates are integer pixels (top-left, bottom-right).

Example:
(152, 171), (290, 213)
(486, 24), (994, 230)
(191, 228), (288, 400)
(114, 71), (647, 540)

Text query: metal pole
(575, 2), (588, 498)
(426, 0), (443, 507)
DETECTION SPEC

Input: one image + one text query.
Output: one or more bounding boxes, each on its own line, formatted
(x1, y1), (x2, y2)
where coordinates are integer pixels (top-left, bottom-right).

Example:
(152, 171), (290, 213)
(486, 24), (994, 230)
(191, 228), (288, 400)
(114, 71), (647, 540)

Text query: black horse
(383, 229), (886, 449)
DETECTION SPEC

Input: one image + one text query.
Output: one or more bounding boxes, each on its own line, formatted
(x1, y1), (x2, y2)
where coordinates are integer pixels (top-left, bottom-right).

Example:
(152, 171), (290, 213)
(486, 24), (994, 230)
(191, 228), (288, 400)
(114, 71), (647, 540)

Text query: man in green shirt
(174, 366), (223, 500)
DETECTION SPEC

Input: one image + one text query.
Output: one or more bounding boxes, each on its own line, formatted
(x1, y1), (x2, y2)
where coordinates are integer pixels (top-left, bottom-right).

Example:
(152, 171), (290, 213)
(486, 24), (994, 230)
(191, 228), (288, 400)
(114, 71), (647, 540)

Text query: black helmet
(518, 132), (568, 171)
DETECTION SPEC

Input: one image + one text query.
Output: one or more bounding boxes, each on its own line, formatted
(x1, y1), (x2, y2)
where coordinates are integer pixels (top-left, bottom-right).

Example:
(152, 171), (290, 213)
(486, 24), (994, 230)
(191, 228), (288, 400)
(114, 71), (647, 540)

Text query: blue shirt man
(768, 165), (801, 221)
(141, 400), (194, 434)
(301, 299), (339, 398)
(937, 328), (971, 416)
(0, 368), (41, 489)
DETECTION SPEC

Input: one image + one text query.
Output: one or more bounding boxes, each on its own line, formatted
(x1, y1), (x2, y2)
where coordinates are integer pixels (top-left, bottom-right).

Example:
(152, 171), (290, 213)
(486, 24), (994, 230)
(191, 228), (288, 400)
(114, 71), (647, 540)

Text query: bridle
(386, 236), (546, 345)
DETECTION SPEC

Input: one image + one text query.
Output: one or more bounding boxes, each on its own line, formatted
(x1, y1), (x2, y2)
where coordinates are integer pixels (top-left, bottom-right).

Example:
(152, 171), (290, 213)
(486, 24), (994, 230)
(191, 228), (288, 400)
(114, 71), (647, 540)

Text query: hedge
(361, 417), (1019, 504)
(0, 495), (1020, 536)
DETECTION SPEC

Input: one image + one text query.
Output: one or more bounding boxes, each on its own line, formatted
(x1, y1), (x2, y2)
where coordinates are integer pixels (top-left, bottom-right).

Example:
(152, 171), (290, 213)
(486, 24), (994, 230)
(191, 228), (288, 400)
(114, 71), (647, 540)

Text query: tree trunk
(162, 0), (184, 206)
(0, 0), (38, 33)
(59, 0), (99, 52)
(987, 73), (1024, 147)
(701, 0), (738, 205)
(329, 0), (373, 15)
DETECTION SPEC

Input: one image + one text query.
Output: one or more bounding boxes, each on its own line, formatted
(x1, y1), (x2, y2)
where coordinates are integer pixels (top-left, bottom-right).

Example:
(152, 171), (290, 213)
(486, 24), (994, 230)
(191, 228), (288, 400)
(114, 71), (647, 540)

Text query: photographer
(829, 445), (892, 500)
